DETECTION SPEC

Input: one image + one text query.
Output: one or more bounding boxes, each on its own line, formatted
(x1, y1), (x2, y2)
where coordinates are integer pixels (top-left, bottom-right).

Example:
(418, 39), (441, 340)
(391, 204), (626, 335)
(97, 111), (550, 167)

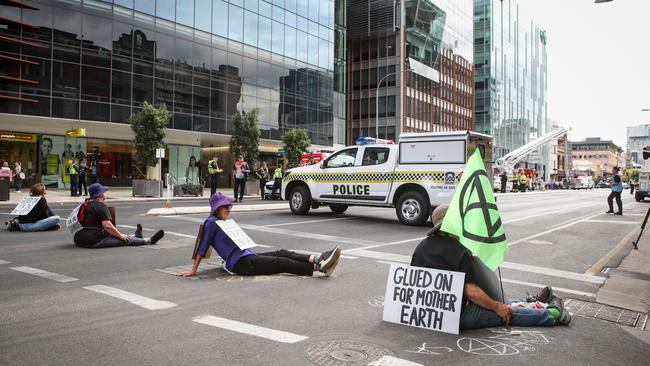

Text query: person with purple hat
(177, 192), (341, 277)
(73, 183), (164, 248)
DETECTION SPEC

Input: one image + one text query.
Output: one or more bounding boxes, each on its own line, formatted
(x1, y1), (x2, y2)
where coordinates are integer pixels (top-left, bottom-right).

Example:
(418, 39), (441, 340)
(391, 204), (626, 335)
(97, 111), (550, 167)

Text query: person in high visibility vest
(68, 159), (79, 197)
(519, 173), (528, 192)
(512, 173), (520, 193)
(207, 155), (223, 197)
(271, 166), (283, 200)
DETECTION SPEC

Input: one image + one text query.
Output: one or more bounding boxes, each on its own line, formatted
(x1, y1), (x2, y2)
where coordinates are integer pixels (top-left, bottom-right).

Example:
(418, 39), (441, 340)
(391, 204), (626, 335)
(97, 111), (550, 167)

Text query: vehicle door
(316, 147), (360, 199)
(350, 146), (393, 203)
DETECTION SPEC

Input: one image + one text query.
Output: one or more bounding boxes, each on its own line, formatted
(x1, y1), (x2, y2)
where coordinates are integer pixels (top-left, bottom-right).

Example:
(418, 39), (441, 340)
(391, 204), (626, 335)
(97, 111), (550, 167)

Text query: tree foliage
(281, 128), (311, 167)
(130, 102), (169, 170)
(229, 109), (261, 170)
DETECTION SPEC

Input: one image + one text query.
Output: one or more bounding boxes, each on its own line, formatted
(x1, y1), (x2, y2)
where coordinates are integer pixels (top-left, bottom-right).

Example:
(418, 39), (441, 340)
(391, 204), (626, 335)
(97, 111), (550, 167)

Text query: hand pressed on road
(495, 303), (512, 324)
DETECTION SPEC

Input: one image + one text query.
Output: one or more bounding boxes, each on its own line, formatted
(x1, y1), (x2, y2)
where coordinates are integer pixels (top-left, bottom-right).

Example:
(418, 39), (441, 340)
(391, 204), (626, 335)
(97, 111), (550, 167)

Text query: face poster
(40, 135), (64, 188)
(169, 145), (202, 185)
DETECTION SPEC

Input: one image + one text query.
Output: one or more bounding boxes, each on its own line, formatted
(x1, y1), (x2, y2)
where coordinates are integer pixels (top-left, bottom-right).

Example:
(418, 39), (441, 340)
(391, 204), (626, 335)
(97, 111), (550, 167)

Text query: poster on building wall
(169, 145), (203, 185)
(40, 135), (64, 188)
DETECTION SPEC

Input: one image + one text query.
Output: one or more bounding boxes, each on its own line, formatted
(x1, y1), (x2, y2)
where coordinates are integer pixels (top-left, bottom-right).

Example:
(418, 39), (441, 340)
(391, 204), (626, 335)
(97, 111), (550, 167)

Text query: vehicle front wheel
(396, 191), (429, 226)
(329, 203), (348, 214)
(289, 186), (311, 215)
(635, 193), (642, 202)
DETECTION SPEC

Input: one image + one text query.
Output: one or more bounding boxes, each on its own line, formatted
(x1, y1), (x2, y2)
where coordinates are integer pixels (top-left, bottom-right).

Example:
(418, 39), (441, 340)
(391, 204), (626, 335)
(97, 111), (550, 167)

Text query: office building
(571, 137), (623, 178)
(626, 124), (650, 170)
(0, 0), (345, 187)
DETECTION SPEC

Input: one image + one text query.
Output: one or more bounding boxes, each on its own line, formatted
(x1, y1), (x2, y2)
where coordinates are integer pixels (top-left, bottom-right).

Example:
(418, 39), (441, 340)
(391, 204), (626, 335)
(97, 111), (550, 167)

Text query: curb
(146, 203), (288, 216)
(585, 224), (640, 275)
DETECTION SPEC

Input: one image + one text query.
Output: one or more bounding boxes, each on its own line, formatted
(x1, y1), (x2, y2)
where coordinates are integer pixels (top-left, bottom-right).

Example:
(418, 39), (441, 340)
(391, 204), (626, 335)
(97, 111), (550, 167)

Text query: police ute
(281, 131), (493, 225)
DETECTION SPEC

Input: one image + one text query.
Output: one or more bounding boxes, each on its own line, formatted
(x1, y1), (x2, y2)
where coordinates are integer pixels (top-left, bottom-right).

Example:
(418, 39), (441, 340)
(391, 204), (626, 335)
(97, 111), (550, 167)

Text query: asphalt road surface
(1, 189), (649, 365)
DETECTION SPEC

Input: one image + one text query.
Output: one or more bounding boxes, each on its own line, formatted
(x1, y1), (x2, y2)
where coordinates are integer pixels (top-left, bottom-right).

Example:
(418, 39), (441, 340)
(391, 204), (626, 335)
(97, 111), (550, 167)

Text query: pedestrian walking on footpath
(13, 161), (23, 192)
(606, 166), (623, 215)
(411, 204), (571, 329)
(73, 183), (164, 248)
(255, 161), (269, 199)
(77, 161), (88, 196)
(207, 155), (223, 197)
(5, 183), (61, 232)
(177, 192), (341, 278)
(68, 159), (79, 197)
(232, 155), (250, 203)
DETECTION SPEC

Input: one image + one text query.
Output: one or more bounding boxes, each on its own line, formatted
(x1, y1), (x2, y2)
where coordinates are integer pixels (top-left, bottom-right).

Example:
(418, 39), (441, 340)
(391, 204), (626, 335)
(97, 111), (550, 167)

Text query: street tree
(230, 109), (260, 169)
(281, 128), (311, 167)
(129, 102), (170, 179)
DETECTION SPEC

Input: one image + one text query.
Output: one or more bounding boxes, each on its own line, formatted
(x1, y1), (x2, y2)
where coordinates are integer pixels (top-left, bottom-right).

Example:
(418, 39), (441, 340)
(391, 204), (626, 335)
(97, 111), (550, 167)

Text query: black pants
(210, 173), (218, 196)
(259, 178), (267, 198)
(78, 175), (87, 196)
(608, 191), (622, 212)
(77, 235), (147, 248)
(630, 185), (635, 194)
(69, 174), (78, 196)
(233, 250), (313, 276)
(234, 178), (246, 200)
(500, 183), (506, 193)
(271, 178), (282, 199)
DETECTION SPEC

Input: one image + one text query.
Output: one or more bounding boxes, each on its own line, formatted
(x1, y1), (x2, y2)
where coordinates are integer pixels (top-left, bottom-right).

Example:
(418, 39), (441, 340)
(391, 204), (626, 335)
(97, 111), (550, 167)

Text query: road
(1, 189), (649, 365)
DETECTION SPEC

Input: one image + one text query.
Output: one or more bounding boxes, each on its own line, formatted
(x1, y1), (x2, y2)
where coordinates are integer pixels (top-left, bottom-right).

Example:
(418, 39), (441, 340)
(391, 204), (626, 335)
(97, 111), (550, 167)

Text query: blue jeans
(460, 302), (556, 329)
(18, 216), (61, 232)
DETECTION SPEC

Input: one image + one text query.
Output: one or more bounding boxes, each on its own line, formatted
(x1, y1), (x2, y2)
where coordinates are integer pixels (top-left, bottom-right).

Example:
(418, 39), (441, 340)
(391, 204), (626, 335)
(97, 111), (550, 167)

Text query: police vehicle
(281, 131), (494, 225)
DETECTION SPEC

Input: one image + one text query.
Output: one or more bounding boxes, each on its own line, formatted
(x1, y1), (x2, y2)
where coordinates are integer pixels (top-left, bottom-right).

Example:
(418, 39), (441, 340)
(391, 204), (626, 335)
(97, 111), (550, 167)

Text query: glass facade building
(0, 0), (346, 186)
(474, 0), (548, 175)
(347, 0), (474, 144)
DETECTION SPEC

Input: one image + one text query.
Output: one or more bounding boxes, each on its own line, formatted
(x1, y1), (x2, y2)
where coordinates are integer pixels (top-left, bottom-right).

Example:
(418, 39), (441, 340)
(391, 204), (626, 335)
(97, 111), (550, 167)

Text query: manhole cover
(305, 340), (393, 366)
(566, 299), (641, 327)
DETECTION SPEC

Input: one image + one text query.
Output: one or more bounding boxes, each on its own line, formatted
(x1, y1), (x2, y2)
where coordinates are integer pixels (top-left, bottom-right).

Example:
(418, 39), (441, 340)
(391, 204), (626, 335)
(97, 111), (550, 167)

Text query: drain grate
(305, 340), (393, 366)
(566, 299), (641, 327)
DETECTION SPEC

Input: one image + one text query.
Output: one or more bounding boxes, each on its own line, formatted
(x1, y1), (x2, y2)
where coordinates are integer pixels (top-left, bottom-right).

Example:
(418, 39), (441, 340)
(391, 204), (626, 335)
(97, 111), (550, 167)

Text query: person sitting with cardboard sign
(177, 192), (341, 278)
(411, 204), (571, 329)
(72, 183), (164, 248)
(5, 183), (61, 232)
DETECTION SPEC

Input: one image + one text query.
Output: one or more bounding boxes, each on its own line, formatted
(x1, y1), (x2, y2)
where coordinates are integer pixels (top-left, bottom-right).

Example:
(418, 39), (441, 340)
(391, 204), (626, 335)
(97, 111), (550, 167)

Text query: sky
(517, 0), (650, 150)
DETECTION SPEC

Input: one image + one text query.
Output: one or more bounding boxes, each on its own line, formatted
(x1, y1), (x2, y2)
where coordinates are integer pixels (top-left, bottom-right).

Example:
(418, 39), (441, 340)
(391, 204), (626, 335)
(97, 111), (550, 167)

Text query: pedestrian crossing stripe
(284, 171), (456, 184)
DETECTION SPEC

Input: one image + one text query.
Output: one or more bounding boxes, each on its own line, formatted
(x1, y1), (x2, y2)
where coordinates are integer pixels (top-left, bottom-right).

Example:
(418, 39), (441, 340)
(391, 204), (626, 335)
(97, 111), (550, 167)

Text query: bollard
(165, 173), (172, 209)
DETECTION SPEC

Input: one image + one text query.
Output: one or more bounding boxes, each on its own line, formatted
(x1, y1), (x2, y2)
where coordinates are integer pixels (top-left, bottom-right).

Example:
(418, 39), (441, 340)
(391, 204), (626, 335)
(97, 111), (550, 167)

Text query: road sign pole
(165, 173), (172, 209)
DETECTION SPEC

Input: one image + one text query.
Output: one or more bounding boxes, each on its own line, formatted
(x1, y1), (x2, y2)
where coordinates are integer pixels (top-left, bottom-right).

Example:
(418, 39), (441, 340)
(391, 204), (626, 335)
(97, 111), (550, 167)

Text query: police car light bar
(355, 137), (395, 145)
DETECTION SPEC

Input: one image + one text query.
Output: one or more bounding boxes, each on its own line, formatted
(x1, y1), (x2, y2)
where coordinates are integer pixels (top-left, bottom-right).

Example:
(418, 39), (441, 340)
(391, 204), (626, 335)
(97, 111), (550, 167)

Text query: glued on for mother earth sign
(216, 220), (257, 250)
(383, 264), (464, 335)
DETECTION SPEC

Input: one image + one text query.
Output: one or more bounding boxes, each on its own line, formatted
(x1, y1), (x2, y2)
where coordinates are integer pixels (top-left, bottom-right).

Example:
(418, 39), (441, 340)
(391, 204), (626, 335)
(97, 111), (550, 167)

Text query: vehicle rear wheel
(329, 203), (348, 214)
(635, 192), (642, 202)
(289, 186), (311, 215)
(396, 191), (429, 226)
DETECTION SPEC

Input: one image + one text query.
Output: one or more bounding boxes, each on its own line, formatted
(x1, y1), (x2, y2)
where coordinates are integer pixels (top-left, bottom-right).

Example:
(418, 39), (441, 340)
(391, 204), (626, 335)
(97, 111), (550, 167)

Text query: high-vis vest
(519, 175), (527, 184)
(208, 160), (218, 174)
(69, 163), (78, 175)
(274, 168), (283, 179)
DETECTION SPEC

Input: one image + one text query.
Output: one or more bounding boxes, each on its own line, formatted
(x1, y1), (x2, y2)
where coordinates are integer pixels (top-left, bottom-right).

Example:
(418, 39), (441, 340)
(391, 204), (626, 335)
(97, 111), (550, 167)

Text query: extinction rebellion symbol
(458, 170), (506, 244)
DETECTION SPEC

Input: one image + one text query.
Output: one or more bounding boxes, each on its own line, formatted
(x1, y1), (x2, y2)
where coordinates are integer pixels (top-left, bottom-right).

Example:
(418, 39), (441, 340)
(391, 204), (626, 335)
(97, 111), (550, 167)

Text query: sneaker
(557, 308), (572, 325)
(320, 255), (341, 277)
(149, 230), (165, 244)
(134, 224), (143, 238)
(614, 211), (623, 216)
(527, 286), (553, 303)
(605, 210), (614, 214)
(317, 246), (341, 273)
(548, 295), (565, 313)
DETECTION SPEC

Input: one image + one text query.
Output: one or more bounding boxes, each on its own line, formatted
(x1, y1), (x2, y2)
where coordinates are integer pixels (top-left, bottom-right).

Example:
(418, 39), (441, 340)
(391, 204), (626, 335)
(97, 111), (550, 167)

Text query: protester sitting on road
(73, 183), (164, 248)
(177, 192), (341, 278)
(5, 183), (61, 232)
(410, 204), (571, 329)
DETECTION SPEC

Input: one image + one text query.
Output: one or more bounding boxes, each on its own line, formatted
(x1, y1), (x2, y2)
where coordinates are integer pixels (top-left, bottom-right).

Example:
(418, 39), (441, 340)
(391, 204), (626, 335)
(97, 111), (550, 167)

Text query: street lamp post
(375, 68), (411, 139)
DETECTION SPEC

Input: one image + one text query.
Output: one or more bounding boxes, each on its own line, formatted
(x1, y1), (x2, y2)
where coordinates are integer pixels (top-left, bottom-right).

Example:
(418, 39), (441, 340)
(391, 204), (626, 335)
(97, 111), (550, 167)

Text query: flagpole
(497, 267), (505, 303)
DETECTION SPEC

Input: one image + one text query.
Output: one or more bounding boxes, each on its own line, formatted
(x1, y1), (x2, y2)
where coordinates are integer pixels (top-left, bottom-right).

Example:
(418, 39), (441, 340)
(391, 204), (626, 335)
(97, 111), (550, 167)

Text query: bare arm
(464, 283), (511, 324)
(101, 220), (130, 242)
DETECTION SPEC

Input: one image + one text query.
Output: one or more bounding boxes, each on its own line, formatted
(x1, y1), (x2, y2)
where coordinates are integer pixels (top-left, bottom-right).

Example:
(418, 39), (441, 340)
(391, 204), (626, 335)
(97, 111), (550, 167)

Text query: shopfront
(0, 132), (38, 187)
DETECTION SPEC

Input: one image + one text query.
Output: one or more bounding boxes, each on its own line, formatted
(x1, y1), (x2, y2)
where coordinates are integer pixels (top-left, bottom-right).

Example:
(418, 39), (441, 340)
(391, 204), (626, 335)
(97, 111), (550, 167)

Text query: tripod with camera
(631, 147), (650, 250)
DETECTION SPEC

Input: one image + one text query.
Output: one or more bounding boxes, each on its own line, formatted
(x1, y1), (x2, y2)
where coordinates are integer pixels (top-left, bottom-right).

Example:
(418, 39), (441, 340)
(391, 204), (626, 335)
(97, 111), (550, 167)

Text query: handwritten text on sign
(216, 219), (257, 250)
(10, 196), (42, 215)
(383, 264), (465, 335)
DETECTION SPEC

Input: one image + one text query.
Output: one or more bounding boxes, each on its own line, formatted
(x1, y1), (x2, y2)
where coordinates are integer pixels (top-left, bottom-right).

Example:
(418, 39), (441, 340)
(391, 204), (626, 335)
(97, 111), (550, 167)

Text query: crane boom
(495, 127), (567, 174)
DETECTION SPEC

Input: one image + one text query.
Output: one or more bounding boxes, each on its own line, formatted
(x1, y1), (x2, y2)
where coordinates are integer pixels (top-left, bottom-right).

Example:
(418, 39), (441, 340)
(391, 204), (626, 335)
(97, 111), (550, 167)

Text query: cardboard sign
(216, 220), (257, 250)
(10, 196), (42, 215)
(383, 264), (465, 335)
(66, 203), (84, 235)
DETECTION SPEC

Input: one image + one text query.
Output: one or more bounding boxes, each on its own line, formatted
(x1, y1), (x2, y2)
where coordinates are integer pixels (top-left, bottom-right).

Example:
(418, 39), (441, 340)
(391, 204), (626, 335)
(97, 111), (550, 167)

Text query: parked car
(572, 176), (594, 190)
(596, 181), (611, 189)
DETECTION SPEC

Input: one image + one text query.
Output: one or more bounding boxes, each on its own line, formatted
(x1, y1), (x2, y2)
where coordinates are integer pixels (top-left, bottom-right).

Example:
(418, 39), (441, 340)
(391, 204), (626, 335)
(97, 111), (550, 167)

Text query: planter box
(132, 179), (162, 197)
(245, 180), (258, 196)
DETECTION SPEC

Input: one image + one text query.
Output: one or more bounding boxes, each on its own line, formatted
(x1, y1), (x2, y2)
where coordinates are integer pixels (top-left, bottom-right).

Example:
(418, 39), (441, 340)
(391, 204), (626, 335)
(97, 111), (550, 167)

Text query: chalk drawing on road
(404, 343), (452, 355)
(368, 296), (385, 307)
(457, 338), (520, 356)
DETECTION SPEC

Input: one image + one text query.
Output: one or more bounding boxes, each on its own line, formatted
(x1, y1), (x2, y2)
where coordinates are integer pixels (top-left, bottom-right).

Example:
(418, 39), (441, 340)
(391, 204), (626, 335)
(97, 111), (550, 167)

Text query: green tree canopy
(230, 109), (260, 170)
(130, 102), (169, 170)
(281, 128), (311, 167)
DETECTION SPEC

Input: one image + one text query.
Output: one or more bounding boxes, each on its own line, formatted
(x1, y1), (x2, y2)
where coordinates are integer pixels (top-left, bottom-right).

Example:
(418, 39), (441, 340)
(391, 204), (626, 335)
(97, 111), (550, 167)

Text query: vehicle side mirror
(321, 161), (327, 168)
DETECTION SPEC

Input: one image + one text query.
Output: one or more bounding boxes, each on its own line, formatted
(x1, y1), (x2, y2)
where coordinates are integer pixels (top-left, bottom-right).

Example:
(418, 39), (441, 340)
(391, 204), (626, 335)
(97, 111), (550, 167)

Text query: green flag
(440, 149), (508, 271)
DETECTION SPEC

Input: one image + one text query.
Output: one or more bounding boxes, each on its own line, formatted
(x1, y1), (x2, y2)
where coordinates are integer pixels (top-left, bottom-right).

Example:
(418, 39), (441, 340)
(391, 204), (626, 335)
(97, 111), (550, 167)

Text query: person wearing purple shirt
(177, 192), (341, 278)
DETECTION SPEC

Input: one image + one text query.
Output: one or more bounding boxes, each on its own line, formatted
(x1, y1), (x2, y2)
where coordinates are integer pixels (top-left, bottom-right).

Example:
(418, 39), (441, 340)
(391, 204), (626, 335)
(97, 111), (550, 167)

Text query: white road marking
(369, 355), (424, 366)
(192, 315), (308, 343)
(0, 259), (10, 264)
(83, 285), (177, 310)
(525, 240), (553, 245)
(509, 211), (604, 246)
(375, 261), (597, 299)
(502, 202), (601, 224)
(265, 217), (355, 227)
(10, 266), (78, 282)
(288, 249), (357, 260)
(583, 219), (638, 225)
(344, 237), (423, 253)
(119, 225), (196, 239)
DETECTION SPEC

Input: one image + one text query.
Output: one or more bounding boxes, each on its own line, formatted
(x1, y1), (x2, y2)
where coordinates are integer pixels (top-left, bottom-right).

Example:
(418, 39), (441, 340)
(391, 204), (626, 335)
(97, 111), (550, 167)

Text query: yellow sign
(0, 132), (37, 143)
(66, 128), (86, 137)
